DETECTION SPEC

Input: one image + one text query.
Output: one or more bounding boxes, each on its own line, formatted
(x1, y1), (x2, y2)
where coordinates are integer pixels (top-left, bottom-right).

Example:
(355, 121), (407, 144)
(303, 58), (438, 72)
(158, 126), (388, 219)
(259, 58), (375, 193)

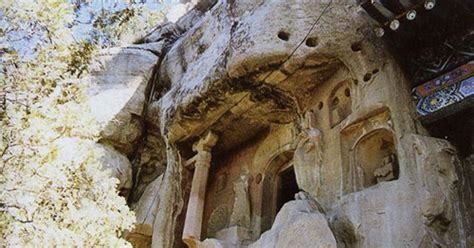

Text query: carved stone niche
(328, 81), (352, 128)
(340, 108), (399, 194)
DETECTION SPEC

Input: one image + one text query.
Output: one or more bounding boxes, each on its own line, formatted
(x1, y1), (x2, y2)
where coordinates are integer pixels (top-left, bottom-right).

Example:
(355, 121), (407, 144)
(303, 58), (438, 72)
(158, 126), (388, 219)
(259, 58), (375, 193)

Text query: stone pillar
(183, 132), (218, 247)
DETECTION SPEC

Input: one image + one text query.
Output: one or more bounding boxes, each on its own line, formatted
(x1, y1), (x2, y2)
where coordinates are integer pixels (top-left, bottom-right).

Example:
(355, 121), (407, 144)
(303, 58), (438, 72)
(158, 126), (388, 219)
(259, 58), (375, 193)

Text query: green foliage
(0, 0), (173, 246)
(89, 4), (166, 47)
(91, 7), (138, 46)
(67, 41), (95, 77)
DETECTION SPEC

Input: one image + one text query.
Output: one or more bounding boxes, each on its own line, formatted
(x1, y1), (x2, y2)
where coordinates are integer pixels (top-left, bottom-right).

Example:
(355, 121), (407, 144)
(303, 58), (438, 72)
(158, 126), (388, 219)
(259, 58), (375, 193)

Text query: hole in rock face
(318, 102), (324, 110)
(372, 68), (379, 74)
(278, 31), (290, 41)
(363, 73), (372, 82)
(353, 79), (359, 85)
(351, 42), (362, 52)
(305, 37), (318, 47)
(197, 43), (208, 54)
(328, 81), (352, 128)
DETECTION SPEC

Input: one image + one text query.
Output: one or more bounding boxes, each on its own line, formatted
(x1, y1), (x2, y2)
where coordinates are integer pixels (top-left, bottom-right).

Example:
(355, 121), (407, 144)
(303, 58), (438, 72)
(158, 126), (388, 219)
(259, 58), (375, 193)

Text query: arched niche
(351, 128), (399, 191)
(328, 81), (352, 128)
(260, 149), (298, 233)
(340, 108), (399, 194)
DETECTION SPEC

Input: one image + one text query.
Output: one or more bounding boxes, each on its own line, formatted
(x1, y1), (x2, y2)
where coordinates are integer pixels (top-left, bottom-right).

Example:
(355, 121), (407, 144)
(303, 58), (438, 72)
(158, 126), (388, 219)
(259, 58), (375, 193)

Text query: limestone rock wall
(248, 196), (337, 248)
(79, 0), (473, 247)
(87, 45), (161, 156)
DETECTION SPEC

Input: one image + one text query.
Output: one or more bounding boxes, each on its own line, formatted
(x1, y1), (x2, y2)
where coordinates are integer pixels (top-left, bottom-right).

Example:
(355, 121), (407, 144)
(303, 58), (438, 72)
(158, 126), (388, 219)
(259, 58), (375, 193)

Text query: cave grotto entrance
(261, 150), (298, 233)
(275, 164), (299, 218)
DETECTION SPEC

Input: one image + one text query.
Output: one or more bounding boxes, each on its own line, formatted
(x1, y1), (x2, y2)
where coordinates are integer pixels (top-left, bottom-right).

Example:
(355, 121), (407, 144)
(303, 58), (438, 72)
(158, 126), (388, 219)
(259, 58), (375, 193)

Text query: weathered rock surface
(145, 2), (395, 247)
(326, 134), (466, 248)
(133, 175), (164, 236)
(249, 196), (336, 248)
(150, 0), (367, 144)
(126, 175), (164, 248)
(131, 129), (167, 203)
(412, 135), (463, 247)
(151, 145), (184, 248)
(86, 45), (160, 156)
(75, 1), (473, 248)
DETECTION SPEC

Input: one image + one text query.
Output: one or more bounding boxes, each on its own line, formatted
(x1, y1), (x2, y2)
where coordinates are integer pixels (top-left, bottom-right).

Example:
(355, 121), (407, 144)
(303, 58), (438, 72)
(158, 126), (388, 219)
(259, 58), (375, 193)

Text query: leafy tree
(73, 1), (167, 47)
(0, 0), (165, 246)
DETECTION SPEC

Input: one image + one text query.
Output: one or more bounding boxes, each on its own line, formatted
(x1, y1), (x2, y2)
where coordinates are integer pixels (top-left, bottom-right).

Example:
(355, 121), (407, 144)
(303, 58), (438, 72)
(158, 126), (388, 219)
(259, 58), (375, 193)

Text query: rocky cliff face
(84, 0), (474, 247)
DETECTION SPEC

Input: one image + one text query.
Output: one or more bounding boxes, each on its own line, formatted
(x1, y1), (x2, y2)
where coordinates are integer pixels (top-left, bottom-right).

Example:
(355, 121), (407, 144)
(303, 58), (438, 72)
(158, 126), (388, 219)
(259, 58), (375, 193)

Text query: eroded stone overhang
(148, 0), (370, 153)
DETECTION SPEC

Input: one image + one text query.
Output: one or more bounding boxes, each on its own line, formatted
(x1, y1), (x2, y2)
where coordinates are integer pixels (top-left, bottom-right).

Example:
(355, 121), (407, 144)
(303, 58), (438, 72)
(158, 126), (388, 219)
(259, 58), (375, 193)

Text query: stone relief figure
(215, 172), (228, 194)
(354, 163), (366, 191)
(374, 153), (397, 183)
(294, 110), (324, 196)
(207, 206), (229, 237)
(230, 173), (251, 228)
(350, 129), (397, 191)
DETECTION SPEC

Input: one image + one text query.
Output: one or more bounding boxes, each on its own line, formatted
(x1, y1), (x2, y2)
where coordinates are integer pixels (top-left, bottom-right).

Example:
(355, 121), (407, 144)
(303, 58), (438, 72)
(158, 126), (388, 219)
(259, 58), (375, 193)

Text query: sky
(0, 0), (190, 59)
(71, 0), (183, 41)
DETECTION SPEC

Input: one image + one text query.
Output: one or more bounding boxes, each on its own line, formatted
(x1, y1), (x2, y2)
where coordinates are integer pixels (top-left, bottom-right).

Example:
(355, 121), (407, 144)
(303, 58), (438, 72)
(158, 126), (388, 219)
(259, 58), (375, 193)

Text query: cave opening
(275, 165), (299, 216)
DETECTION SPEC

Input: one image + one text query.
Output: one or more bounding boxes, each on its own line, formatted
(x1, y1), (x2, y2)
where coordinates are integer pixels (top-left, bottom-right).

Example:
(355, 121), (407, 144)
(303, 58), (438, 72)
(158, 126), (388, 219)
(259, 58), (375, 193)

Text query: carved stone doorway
(260, 150), (298, 233)
(275, 164), (298, 218)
